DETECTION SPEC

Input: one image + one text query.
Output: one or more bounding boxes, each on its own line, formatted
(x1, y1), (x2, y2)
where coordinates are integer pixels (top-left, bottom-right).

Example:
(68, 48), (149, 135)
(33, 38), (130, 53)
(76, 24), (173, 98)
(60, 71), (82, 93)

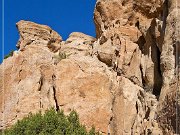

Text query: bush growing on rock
(1, 108), (100, 135)
(4, 51), (14, 59)
(53, 52), (72, 64)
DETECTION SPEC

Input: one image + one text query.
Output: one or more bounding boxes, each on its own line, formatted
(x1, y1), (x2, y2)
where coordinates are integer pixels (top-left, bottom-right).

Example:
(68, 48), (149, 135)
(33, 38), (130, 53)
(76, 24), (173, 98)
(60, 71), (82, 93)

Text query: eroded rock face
(94, 0), (163, 92)
(159, 0), (180, 101)
(60, 32), (96, 56)
(157, 0), (180, 134)
(0, 0), (179, 134)
(0, 45), (56, 128)
(94, 0), (163, 38)
(112, 76), (161, 135)
(16, 20), (62, 52)
(54, 55), (116, 133)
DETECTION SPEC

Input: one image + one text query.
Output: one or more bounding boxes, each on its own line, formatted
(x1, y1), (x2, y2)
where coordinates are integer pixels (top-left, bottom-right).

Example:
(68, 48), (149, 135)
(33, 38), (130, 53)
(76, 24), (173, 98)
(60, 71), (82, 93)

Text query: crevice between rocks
(38, 76), (43, 91)
(109, 79), (119, 135)
(152, 45), (162, 97)
(52, 86), (59, 111)
(136, 27), (163, 99)
(161, 0), (168, 35)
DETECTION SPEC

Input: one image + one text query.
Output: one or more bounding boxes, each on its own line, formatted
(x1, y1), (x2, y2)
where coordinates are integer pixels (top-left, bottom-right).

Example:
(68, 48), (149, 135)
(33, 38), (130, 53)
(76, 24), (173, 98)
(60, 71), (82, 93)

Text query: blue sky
(1, 0), (96, 63)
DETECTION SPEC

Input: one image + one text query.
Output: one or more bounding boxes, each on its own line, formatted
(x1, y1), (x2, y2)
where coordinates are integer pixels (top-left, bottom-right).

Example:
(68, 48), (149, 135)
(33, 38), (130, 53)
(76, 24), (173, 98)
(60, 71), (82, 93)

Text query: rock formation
(0, 0), (179, 134)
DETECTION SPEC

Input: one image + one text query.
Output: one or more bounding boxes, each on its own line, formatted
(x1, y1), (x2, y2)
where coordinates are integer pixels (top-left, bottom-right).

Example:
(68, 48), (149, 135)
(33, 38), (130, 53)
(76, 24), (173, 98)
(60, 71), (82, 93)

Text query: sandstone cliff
(0, 0), (179, 134)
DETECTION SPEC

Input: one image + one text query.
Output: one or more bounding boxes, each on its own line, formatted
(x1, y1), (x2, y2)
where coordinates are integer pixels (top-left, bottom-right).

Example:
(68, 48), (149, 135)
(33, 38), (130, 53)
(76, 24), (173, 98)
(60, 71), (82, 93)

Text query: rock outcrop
(94, 0), (164, 92)
(0, 0), (179, 134)
(16, 20), (62, 52)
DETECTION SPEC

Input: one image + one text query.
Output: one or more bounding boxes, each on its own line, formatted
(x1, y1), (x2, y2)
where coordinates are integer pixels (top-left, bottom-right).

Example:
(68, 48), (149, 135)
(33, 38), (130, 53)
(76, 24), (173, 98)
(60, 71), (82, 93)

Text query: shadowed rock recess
(0, 0), (180, 134)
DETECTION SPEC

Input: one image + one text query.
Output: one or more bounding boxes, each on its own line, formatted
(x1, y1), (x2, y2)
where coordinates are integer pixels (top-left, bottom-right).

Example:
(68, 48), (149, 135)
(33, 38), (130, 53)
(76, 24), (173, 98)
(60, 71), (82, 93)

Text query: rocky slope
(0, 0), (179, 134)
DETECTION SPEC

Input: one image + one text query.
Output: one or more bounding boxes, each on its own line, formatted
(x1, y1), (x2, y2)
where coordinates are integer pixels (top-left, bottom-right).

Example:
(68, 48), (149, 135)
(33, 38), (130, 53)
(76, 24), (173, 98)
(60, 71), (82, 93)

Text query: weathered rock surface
(60, 32), (96, 56)
(0, 45), (56, 128)
(159, 0), (180, 101)
(157, 0), (180, 134)
(94, 0), (163, 92)
(16, 20), (62, 52)
(0, 0), (179, 134)
(112, 76), (162, 135)
(54, 55), (116, 133)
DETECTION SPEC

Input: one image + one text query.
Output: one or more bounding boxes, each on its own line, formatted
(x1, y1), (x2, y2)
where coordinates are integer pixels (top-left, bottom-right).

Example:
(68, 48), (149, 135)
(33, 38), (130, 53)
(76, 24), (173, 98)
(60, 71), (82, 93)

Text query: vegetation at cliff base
(1, 108), (100, 135)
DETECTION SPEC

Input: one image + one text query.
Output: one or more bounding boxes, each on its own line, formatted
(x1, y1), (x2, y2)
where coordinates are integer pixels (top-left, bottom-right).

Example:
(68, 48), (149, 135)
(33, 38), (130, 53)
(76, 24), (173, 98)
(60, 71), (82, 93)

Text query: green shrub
(2, 108), (100, 135)
(53, 52), (71, 61)
(4, 51), (14, 59)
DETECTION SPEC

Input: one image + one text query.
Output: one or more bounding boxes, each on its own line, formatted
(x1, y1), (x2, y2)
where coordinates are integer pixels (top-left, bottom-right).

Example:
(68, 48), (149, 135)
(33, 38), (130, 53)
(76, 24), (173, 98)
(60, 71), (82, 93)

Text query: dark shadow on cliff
(136, 19), (163, 97)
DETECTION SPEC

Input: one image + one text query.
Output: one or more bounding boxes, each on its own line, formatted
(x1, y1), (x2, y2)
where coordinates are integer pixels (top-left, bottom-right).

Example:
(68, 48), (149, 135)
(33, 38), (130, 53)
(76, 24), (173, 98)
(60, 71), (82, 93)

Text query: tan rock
(94, 0), (163, 38)
(133, 0), (163, 17)
(0, 45), (56, 128)
(0, 47), (118, 134)
(159, 0), (180, 102)
(54, 55), (116, 133)
(94, 0), (163, 90)
(16, 20), (62, 51)
(60, 32), (96, 56)
(112, 76), (161, 135)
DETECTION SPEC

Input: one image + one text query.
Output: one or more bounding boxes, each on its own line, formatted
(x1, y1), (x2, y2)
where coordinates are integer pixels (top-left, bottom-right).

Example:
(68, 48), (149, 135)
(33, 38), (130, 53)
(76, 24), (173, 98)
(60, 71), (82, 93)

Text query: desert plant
(53, 52), (72, 64)
(3, 108), (100, 135)
(4, 51), (14, 59)
(57, 52), (71, 60)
